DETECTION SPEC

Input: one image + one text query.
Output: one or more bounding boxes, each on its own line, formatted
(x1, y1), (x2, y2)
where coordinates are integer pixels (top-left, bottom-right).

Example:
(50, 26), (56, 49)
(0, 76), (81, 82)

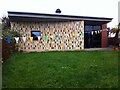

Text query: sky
(0, 0), (119, 28)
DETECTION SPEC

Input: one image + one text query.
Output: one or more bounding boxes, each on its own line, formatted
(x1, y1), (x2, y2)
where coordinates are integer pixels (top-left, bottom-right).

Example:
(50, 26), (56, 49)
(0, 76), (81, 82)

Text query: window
(85, 26), (101, 31)
(31, 31), (41, 40)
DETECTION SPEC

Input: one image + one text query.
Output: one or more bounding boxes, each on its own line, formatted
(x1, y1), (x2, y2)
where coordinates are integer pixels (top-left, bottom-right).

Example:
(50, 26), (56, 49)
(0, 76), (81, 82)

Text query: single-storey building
(8, 11), (112, 52)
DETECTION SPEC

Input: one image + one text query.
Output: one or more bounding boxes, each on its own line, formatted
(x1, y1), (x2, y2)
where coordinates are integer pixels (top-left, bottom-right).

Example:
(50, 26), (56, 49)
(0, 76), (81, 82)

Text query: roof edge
(8, 11), (113, 20)
(8, 11), (113, 23)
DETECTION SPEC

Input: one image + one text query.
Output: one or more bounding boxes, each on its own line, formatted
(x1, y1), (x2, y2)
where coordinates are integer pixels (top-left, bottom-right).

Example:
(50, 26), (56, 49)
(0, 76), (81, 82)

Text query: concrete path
(84, 48), (113, 51)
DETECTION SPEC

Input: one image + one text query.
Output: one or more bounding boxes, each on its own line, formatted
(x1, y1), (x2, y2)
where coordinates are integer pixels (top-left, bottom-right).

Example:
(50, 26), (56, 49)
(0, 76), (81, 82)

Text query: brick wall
(102, 24), (107, 48)
(11, 21), (84, 52)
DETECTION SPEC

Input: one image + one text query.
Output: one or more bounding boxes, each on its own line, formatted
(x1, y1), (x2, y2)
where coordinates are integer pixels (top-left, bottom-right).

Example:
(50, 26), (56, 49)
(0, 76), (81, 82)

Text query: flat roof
(8, 11), (113, 25)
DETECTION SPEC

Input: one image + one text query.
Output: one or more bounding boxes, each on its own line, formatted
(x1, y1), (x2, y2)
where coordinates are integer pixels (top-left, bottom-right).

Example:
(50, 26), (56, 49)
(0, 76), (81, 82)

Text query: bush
(2, 40), (17, 62)
(1, 28), (21, 62)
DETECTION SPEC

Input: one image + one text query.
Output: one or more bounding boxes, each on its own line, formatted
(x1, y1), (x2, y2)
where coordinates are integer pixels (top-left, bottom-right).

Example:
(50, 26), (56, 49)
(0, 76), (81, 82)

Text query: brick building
(8, 11), (112, 52)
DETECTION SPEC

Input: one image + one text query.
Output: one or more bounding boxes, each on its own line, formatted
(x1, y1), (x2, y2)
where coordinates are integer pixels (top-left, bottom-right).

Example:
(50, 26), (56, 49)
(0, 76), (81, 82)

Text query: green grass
(2, 50), (118, 88)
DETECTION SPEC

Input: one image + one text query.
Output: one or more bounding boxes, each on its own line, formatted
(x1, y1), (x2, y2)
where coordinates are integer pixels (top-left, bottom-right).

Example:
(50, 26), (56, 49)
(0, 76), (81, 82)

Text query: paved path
(85, 48), (113, 51)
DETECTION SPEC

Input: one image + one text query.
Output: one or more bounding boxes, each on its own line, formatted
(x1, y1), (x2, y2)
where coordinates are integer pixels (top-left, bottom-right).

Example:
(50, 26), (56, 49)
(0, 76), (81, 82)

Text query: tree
(109, 24), (120, 47)
(1, 16), (10, 30)
(1, 16), (20, 39)
(1, 16), (20, 62)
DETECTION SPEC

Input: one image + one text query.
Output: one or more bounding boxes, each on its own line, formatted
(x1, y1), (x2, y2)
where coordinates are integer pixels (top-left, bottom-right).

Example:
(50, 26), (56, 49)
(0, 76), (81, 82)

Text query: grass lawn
(2, 50), (118, 88)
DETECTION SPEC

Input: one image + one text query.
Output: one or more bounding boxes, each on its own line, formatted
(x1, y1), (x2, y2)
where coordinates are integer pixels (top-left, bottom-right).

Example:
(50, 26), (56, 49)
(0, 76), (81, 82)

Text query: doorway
(84, 26), (102, 48)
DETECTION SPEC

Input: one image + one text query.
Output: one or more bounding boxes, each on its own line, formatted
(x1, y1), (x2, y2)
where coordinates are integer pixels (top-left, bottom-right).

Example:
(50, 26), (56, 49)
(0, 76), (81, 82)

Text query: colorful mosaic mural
(11, 21), (84, 51)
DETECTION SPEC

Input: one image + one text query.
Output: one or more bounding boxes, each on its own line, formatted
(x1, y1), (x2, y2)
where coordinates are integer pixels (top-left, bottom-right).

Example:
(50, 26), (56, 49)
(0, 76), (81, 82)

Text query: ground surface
(2, 50), (118, 88)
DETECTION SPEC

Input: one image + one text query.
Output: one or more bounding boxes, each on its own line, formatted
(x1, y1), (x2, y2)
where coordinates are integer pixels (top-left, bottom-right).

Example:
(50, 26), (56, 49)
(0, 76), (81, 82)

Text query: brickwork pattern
(11, 21), (84, 51)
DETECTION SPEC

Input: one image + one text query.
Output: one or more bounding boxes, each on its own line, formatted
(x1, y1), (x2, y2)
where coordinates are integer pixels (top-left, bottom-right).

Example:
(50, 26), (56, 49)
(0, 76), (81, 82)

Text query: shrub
(2, 29), (21, 62)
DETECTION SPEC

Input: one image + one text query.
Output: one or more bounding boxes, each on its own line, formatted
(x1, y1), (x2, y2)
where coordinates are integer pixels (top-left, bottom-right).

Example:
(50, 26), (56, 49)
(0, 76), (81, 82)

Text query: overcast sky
(0, 0), (119, 28)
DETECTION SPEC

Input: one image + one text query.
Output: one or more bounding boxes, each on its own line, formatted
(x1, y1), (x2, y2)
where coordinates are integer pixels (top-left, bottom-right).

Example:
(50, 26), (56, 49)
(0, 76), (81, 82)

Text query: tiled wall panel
(11, 21), (84, 52)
